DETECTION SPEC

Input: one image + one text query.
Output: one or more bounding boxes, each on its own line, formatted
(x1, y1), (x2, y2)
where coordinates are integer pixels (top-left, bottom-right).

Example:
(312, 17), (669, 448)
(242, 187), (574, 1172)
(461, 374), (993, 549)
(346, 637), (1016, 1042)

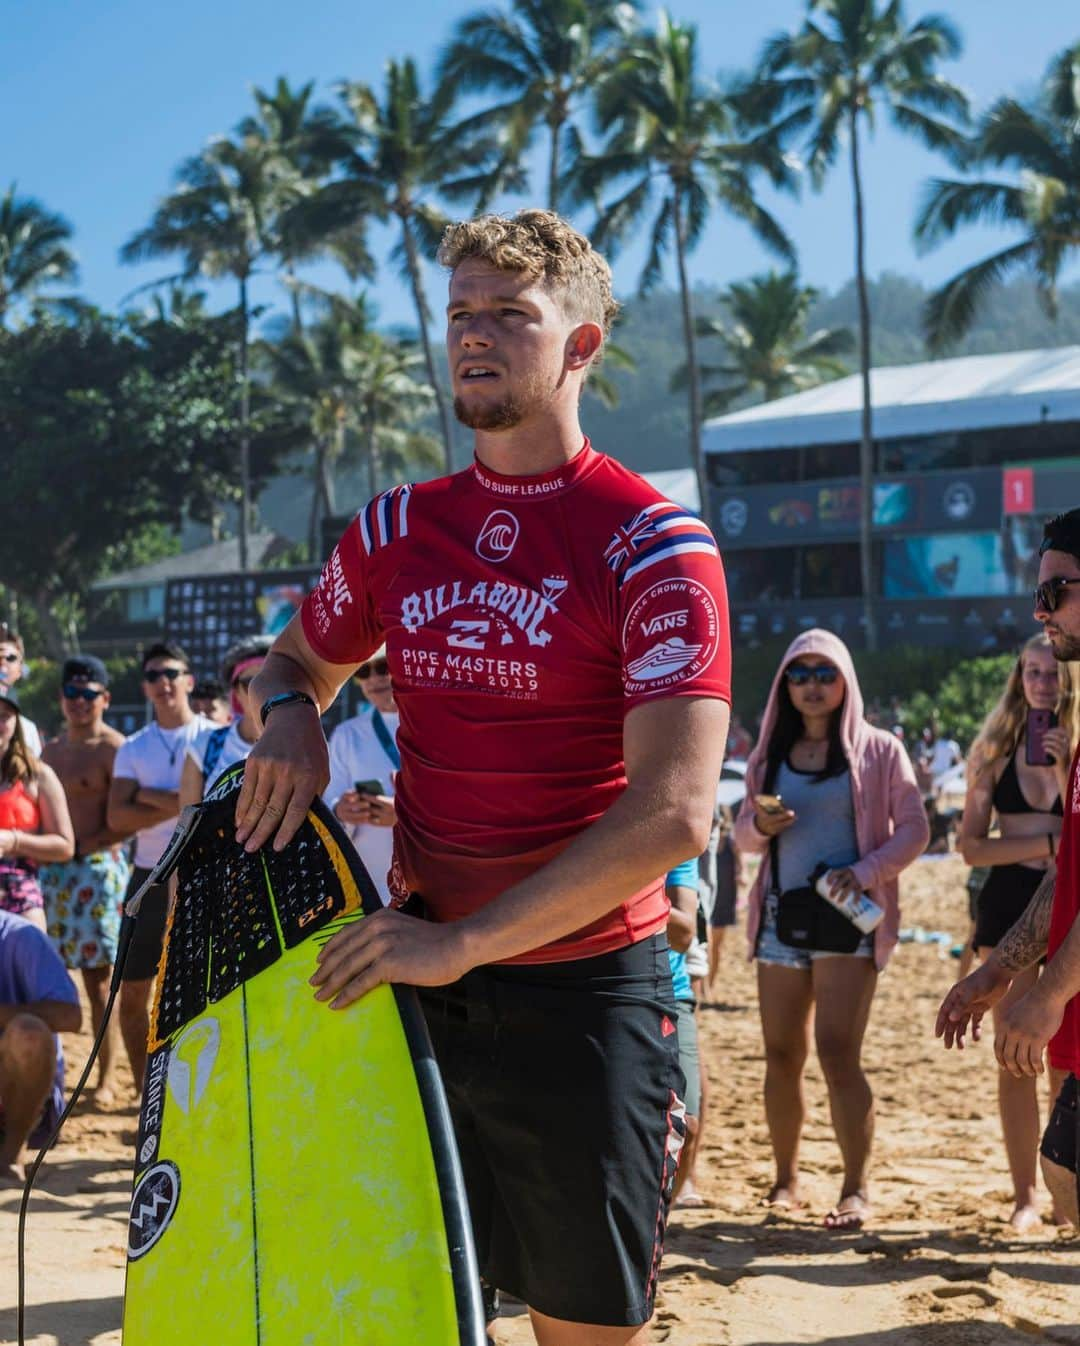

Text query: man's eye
(500, 308), (524, 317)
(449, 311), (470, 322)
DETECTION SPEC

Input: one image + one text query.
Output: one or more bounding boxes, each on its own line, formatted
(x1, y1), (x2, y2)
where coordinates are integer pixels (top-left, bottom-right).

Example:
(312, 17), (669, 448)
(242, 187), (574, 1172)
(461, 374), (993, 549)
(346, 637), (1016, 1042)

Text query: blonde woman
(959, 633), (1080, 1230)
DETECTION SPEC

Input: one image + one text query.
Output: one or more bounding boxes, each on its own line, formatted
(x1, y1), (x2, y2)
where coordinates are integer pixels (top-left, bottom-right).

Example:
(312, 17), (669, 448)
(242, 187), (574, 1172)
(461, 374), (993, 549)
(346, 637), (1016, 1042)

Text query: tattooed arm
(935, 868), (1055, 1051)
(993, 869), (1056, 971)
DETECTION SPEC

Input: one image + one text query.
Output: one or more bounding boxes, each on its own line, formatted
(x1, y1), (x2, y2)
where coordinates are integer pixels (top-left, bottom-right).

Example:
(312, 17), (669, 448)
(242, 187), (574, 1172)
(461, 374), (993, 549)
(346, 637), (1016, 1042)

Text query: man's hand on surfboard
(236, 706), (329, 853)
(310, 907), (471, 1008)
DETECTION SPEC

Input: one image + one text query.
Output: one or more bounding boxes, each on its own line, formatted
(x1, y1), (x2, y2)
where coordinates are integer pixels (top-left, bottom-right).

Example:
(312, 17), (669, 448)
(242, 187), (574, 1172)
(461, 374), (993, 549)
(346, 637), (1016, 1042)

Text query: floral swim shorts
(40, 849), (130, 970)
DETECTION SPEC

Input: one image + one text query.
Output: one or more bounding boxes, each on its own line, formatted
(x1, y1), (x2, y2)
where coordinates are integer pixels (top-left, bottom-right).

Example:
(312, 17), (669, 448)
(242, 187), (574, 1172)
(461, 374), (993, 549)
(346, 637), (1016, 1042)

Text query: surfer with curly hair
(238, 209), (731, 1345)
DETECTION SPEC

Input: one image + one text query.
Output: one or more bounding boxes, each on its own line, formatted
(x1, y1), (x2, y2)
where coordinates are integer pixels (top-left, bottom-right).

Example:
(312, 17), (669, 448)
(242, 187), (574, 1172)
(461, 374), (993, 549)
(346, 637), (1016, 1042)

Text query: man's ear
(566, 322), (603, 370)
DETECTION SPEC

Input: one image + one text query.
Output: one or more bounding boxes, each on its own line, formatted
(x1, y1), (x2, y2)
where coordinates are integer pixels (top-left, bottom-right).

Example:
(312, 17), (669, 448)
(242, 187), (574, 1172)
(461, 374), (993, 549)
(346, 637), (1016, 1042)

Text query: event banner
(712, 468), (1002, 548)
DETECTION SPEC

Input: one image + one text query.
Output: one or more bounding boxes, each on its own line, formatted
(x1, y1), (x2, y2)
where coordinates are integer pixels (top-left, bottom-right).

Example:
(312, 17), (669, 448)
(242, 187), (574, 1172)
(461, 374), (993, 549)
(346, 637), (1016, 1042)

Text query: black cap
(61, 655), (109, 687)
(0, 685), (20, 712)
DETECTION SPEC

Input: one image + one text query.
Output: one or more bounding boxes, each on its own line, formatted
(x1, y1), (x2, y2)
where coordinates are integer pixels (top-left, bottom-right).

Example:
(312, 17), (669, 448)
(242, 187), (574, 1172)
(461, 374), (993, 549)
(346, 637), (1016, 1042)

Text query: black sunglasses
(231, 674), (255, 691)
(63, 683), (104, 702)
(785, 663), (840, 686)
(144, 667), (186, 684)
(357, 657), (390, 679)
(1034, 576), (1080, 614)
(0, 652), (19, 664)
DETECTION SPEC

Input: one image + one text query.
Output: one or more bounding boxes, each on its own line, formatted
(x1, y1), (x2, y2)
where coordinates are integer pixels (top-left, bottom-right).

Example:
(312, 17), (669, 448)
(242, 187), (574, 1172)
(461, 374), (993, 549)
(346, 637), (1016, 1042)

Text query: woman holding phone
(958, 632), (1080, 1230)
(733, 629), (928, 1230)
(324, 647), (398, 905)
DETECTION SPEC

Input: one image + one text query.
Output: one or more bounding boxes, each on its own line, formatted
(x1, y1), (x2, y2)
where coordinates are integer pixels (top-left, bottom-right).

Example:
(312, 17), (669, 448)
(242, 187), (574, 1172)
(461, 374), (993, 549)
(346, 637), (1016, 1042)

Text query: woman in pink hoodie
(733, 629), (928, 1230)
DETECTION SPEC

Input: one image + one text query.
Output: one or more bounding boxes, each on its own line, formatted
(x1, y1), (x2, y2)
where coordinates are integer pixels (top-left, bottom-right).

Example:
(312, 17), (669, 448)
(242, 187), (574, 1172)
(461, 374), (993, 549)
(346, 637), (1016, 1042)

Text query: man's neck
(65, 721), (105, 746)
(473, 410), (586, 477)
(154, 705), (193, 731)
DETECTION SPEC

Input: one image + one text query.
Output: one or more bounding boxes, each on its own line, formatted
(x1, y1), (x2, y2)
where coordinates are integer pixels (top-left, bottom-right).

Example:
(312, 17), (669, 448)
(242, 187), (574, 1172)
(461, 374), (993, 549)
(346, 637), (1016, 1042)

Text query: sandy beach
(2, 853), (1077, 1346)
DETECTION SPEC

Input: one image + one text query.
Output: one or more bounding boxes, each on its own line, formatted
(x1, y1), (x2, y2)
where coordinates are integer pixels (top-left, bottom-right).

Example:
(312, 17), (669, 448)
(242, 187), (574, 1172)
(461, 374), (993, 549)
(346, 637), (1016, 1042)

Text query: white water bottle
(812, 866), (885, 935)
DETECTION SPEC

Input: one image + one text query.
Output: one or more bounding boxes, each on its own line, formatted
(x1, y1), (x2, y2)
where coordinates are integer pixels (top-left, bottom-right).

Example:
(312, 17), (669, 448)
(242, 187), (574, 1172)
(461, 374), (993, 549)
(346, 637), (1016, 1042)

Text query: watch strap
(260, 690), (317, 726)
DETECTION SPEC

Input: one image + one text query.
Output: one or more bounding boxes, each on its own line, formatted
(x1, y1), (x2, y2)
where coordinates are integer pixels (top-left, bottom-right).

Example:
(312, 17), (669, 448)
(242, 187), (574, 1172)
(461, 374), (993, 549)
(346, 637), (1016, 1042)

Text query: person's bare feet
(674, 1180), (708, 1210)
(824, 1192), (870, 1231)
(0, 1162), (27, 1186)
(762, 1182), (802, 1210)
(1009, 1202), (1043, 1234)
(91, 1083), (118, 1111)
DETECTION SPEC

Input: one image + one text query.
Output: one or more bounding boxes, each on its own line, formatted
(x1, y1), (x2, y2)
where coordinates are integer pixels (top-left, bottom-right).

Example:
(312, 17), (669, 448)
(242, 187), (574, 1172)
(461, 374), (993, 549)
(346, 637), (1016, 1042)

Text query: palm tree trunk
(548, 117), (560, 211)
(672, 188), (709, 527)
(307, 441), (324, 559)
(849, 107), (877, 652)
(364, 404), (379, 500)
(238, 274), (252, 572)
(401, 214), (454, 472)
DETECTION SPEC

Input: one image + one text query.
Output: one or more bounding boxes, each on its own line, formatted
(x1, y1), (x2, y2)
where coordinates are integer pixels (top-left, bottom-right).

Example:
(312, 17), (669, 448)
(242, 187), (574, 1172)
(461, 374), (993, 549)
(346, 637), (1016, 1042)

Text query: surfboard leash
(16, 805), (205, 1346)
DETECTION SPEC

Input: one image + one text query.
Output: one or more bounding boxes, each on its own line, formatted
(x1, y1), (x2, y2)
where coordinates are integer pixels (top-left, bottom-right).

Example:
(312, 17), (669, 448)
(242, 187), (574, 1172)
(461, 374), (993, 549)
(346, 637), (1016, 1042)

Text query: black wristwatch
(260, 690), (318, 726)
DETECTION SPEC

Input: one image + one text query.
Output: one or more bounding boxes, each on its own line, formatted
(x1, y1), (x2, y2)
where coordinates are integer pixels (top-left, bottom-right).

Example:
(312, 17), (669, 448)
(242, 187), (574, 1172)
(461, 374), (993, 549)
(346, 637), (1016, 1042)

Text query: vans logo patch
(640, 609), (688, 638)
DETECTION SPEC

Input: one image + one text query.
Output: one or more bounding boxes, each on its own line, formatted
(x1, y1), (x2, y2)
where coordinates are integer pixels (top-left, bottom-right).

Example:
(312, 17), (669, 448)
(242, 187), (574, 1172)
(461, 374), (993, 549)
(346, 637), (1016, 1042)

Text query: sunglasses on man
(63, 684), (104, 702)
(0, 652), (19, 664)
(785, 663), (840, 686)
(1033, 576), (1080, 613)
(357, 657), (390, 680)
(144, 667), (187, 684)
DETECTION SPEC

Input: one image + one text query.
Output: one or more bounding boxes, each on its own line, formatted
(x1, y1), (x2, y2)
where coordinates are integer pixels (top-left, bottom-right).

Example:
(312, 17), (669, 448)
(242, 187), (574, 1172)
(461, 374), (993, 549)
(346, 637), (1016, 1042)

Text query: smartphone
(754, 793), (787, 816)
(1025, 709), (1058, 766)
(354, 779), (385, 797)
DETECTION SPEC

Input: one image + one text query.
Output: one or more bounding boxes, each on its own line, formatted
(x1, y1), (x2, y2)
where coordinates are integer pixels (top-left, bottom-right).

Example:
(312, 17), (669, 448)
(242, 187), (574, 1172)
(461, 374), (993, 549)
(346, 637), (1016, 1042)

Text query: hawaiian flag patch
(358, 484), (412, 556)
(605, 502), (718, 586)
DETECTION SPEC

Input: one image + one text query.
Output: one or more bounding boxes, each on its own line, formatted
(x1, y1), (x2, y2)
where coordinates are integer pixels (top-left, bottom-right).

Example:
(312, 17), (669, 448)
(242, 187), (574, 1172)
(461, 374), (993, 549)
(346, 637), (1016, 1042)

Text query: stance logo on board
(128, 1161), (181, 1260)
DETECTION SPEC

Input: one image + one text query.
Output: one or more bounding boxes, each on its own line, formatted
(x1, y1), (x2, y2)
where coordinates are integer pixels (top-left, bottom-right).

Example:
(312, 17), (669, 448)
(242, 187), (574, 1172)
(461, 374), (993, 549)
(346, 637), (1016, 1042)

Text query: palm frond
(923, 238), (1036, 351)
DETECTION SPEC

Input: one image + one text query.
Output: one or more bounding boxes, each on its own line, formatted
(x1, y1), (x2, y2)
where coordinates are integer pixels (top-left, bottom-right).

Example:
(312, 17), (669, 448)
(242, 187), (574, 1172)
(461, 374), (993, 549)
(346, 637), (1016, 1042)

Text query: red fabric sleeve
(300, 516), (383, 665)
(618, 531), (731, 711)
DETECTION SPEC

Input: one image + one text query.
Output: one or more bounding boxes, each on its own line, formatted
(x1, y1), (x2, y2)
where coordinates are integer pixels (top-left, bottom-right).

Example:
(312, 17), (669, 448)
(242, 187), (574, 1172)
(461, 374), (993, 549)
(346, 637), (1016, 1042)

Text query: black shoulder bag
(769, 836), (861, 954)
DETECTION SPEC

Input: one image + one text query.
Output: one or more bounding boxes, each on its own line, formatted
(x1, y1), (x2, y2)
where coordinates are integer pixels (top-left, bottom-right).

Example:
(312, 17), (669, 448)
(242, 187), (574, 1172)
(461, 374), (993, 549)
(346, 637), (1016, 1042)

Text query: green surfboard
(122, 764), (485, 1345)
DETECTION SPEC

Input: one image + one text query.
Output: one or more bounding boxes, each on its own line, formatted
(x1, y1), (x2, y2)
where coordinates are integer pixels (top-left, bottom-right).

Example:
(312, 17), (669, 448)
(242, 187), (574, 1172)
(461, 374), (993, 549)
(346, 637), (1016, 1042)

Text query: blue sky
(7, 1), (1078, 329)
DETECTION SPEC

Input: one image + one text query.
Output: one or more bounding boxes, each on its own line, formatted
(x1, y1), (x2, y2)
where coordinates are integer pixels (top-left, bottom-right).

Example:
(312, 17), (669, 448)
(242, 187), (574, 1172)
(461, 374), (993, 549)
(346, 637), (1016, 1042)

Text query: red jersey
(302, 441), (731, 963)
(1048, 741), (1080, 1073)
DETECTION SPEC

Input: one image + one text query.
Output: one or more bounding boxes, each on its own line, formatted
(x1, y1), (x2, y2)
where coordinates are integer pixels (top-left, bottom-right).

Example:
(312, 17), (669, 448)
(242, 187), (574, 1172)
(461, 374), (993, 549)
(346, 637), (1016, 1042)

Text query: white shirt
(21, 717), (42, 758)
(930, 738), (961, 780)
(325, 705), (399, 905)
(115, 716), (214, 867)
(185, 720), (255, 796)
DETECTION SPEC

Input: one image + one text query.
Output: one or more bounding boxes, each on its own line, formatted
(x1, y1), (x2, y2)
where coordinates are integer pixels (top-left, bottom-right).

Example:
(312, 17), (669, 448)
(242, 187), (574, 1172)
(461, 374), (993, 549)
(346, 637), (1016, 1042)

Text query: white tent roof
(703, 346), (1080, 454)
(640, 467), (700, 514)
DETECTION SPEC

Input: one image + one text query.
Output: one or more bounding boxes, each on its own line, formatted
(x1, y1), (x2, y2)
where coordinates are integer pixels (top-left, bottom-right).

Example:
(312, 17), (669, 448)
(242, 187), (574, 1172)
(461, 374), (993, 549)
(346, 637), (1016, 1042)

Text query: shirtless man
(40, 656), (130, 1105)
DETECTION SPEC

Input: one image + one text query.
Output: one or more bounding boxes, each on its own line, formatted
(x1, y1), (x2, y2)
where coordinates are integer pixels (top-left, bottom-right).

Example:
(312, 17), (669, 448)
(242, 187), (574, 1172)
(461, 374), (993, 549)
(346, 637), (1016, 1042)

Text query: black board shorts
(1040, 1073), (1079, 1205)
(419, 932), (686, 1328)
(120, 867), (170, 983)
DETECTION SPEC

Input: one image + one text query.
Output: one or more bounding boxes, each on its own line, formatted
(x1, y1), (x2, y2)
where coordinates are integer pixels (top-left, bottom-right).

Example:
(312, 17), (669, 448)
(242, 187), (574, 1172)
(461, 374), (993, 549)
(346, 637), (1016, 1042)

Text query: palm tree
(750, 0), (969, 647)
(569, 10), (798, 525)
(672, 271), (854, 414)
(122, 133), (295, 568)
(916, 42), (1080, 351)
(0, 185), (78, 327)
(239, 78), (374, 331)
(436, 0), (637, 211)
(308, 60), (506, 472)
(260, 294), (439, 548)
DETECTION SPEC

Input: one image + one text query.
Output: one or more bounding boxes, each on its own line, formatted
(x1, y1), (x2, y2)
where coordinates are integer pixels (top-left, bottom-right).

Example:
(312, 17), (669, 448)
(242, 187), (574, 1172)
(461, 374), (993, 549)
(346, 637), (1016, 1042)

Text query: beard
(453, 367), (554, 431)
(1049, 627), (1080, 662)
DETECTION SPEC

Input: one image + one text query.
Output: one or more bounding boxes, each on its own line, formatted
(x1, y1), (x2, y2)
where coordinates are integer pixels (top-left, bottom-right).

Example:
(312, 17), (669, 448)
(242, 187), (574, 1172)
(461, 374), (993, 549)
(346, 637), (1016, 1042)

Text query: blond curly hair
(968, 632), (1080, 783)
(438, 209), (620, 347)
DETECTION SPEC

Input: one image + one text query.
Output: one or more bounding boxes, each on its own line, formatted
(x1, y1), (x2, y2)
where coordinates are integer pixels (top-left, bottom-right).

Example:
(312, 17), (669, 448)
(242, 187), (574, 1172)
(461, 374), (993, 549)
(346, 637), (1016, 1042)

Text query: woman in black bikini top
(959, 633), (1079, 1231)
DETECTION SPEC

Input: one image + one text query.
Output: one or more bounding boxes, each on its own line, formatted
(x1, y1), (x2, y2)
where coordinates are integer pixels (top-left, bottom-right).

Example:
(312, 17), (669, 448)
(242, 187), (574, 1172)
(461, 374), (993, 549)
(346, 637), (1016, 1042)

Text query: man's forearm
(457, 784), (709, 967)
(992, 869), (1056, 972)
(1036, 911), (1080, 1007)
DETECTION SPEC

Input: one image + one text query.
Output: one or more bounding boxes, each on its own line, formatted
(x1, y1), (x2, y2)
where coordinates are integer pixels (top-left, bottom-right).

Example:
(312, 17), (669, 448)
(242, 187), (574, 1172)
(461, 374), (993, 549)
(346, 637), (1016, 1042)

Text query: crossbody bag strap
(371, 709), (401, 772)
